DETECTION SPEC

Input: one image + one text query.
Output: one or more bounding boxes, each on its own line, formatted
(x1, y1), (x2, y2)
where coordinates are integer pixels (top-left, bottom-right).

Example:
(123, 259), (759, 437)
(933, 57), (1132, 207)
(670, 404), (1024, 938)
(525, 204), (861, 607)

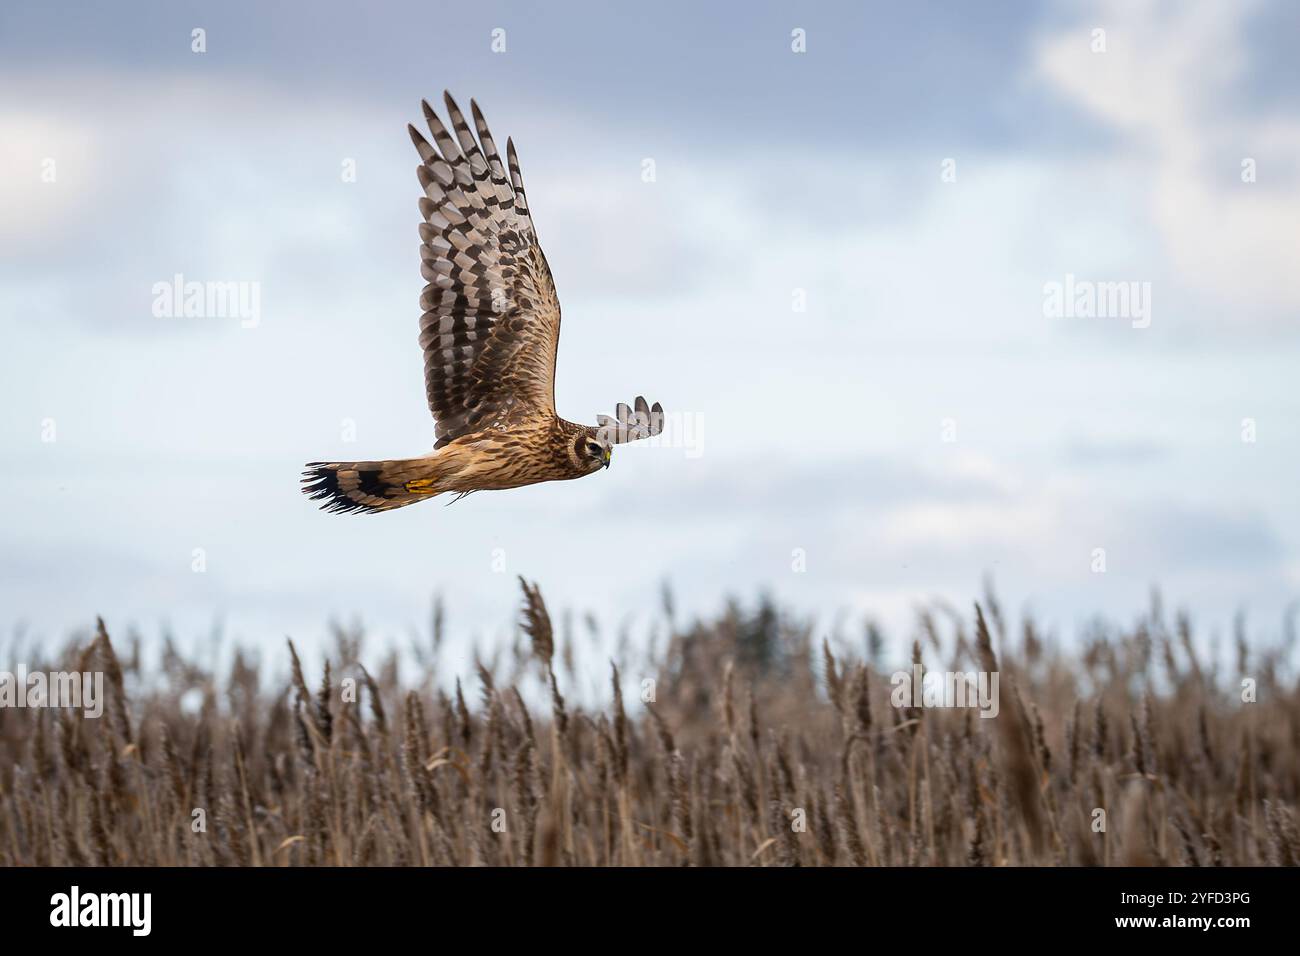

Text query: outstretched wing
(593, 396), (665, 445)
(409, 93), (562, 449)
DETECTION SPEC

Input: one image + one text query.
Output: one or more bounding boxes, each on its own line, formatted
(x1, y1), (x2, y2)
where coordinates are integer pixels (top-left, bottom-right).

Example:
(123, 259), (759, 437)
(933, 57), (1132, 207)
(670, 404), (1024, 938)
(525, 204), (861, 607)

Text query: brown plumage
(302, 93), (663, 515)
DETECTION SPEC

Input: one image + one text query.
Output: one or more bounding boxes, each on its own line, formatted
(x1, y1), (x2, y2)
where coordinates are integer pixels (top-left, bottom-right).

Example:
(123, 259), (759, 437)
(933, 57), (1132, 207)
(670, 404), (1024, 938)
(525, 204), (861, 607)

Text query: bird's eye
(587, 443), (602, 457)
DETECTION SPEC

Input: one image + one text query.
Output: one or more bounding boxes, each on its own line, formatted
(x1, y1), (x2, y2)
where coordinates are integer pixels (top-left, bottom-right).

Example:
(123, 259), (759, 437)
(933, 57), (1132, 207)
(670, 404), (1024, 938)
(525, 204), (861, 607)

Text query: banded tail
(301, 457), (447, 514)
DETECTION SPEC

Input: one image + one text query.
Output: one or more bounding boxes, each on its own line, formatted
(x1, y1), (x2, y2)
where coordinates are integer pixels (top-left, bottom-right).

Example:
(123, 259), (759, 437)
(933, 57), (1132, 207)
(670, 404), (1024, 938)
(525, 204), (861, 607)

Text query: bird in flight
(303, 93), (663, 514)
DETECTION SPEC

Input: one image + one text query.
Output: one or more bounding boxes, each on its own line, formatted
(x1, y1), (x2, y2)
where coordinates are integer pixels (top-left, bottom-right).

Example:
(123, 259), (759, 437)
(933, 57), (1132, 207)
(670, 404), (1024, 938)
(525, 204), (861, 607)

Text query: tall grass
(0, 582), (1296, 866)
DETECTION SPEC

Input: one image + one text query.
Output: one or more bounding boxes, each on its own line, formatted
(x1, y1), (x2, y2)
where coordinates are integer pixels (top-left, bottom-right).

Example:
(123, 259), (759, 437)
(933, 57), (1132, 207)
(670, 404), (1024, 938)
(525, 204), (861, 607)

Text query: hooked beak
(602, 447), (611, 469)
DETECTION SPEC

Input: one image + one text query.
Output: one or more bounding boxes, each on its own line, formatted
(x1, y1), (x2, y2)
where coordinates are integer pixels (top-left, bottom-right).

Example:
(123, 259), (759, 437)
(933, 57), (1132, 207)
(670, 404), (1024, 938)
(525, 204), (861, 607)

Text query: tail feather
(301, 458), (443, 515)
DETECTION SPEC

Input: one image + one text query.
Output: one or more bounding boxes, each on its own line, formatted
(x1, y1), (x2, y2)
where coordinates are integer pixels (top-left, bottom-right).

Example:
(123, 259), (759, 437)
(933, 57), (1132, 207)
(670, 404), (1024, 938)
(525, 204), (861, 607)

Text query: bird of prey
(302, 94), (663, 515)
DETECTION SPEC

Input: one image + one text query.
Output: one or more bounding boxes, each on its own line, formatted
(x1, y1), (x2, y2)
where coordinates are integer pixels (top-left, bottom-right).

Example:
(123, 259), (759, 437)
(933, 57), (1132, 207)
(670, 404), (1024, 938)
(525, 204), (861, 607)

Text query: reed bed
(1, 581), (1296, 866)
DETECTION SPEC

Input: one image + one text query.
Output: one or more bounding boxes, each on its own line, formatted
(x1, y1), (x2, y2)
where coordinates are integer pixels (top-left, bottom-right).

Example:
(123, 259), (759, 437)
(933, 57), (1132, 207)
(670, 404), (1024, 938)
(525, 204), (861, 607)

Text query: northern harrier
(302, 94), (664, 514)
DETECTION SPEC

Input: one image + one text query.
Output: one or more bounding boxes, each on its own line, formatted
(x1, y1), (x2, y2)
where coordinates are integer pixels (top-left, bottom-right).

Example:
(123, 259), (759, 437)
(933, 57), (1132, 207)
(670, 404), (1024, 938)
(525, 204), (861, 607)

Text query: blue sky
(3, 0), (1298, 669)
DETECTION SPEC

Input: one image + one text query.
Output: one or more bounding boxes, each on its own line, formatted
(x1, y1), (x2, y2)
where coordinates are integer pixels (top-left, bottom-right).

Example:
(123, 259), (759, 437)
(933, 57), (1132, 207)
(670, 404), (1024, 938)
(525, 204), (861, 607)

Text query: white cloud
(0, 111), (98, 251)
(1035, 0), (1300, 316)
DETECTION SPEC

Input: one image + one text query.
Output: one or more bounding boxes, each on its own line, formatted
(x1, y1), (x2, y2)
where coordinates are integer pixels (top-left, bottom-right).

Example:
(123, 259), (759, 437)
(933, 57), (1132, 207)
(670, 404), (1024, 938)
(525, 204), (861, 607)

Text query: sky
(2, 0), (1298, 672)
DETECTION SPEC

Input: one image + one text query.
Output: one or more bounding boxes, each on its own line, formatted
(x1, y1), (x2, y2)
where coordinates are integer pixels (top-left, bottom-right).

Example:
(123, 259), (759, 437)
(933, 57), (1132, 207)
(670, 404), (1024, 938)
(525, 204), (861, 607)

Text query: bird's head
(574, 433), (612, 473)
